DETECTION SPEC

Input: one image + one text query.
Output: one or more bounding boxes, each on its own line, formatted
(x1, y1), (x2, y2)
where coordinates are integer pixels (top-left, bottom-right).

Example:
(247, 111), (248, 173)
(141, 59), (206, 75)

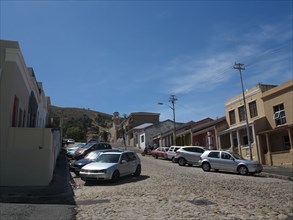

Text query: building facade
(257, 80), (293, 166)
(0, 40), (61, 186)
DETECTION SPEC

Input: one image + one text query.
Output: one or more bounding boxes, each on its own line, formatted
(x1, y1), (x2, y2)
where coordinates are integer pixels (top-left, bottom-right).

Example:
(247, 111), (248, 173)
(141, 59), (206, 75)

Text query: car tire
(74, 171), (79, 176)
(202, 162), (211, 172)
(178, 158), (186, 166)
(238, 165), (248, 175)
(172, 157), (176, 163)
(112, 170), (120, 182)
(134, 165), (141, 176)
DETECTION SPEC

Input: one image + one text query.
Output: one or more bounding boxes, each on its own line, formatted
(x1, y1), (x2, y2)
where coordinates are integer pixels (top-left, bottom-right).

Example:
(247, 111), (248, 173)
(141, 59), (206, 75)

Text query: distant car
(174, 146), (205, 166)
(66, 143), (85, 158)
(64, 139), (75, 144)
(151, 147), (170, 159)
(72, 142), (112, 160)
(80, 151), (141, 182)
(167, 146), (181, 162)
(199, 150), (263, 175)
(70, 149), (121, 175)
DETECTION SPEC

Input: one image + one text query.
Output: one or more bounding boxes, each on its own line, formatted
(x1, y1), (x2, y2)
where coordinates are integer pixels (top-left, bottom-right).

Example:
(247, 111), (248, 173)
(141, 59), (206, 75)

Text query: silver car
(79, 151), (141, 182)
(199, 150), (263, 175)
(167, 146), (181, 162)
(174, 146), (205, 166)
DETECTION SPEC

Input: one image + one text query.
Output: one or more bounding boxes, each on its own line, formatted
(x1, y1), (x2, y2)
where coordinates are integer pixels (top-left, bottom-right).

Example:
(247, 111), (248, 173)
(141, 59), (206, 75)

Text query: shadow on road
(83, 175), (150, 186)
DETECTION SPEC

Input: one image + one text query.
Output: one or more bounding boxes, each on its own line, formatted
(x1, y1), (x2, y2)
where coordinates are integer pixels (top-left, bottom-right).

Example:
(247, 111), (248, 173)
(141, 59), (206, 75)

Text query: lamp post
(158, 95), (177, 145)
(233, 63), (253, 160)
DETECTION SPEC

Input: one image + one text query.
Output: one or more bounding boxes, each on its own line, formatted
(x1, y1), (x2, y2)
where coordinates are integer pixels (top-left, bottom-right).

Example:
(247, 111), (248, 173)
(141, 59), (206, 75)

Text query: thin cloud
(161, 21), (292, 95)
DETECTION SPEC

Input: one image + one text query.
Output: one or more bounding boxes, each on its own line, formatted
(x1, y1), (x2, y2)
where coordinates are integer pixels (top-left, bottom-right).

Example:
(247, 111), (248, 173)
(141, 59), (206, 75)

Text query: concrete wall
(0, 128), (60, 186)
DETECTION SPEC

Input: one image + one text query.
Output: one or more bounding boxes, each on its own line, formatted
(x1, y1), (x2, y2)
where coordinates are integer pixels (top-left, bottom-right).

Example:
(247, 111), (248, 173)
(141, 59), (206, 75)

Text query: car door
(220, 152), (238, 172)
(206, 151), (221, 169)
(118, 153), (130, 176)
(194, 147), (204, 164)
(182, 148), (195, 163)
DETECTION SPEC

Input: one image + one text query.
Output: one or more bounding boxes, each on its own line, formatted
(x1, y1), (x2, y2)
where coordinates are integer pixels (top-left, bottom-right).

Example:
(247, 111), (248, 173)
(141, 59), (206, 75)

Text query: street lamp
(158, 95), (177, 145)
(233, 63), (253, 160)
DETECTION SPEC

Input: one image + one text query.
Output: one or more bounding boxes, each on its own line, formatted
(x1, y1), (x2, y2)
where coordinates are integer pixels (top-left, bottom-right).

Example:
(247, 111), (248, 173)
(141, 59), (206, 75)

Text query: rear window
(208, 152), (220, 158)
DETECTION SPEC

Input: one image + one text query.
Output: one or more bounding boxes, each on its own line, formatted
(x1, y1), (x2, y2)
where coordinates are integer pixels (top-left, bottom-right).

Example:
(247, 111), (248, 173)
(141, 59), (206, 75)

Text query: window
(283, 135), (290, 150)
(242, 135), (248, 145)
(249, 101), (258, 118)
(221, 152), (232, 160)
(208, 152), (220, 158)
(273, 104), (286, 126)
(238, 106), (246, 122)
(229, 110), (236, 125)
(141, 135), (145, 143)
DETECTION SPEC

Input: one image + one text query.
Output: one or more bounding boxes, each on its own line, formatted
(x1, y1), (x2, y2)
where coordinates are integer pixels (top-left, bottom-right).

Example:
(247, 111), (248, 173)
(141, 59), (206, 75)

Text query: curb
(259, 172), (293, 181)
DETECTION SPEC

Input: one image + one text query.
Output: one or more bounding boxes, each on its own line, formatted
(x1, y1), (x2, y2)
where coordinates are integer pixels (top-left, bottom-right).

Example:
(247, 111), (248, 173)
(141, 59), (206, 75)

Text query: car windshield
(85, 152), (100, 160)
(230, 152), (244, 160)
(95, 154), (120, 163)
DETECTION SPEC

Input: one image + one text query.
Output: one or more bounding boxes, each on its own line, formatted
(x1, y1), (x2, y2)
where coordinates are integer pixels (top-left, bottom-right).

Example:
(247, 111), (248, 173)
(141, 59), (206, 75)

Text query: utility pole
(233, 63), (253, 160)
(169, 95), (177, 145)
(158, 95), (178, 146)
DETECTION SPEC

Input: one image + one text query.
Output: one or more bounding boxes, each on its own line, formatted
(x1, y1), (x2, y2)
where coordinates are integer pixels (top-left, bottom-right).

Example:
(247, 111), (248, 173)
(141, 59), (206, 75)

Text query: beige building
(0, 40), (61, 186)
(257, 80), (293, 166)
(112, 112), (160, 146)
(218, 81), (293, 167)
(218, 83), (277, 161)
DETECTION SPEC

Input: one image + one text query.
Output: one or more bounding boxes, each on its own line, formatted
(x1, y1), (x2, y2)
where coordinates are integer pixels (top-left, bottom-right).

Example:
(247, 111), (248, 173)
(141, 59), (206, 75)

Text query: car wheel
(202, 162), (211, 172)
(134, 165), (141, 176)
(238, 165), (248, 175)
(172, 157), (176, 163)
(112, 170), (120, 181)
(178, 158), (186, 166)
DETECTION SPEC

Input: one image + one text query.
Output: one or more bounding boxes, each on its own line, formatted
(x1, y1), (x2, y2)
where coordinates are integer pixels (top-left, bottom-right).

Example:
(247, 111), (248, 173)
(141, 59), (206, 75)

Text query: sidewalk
(261, 165), (293, 181)
(0, 149), (75, 204)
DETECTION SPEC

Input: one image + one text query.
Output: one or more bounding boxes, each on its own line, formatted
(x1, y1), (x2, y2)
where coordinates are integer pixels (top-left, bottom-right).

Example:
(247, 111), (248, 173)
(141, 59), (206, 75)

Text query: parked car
(151, 147), (169, 159)
(167, 146), (181, 162)
(72, 142), (112, 160)
(70, 149), (121, 176)
(63, 138), (75, 145)
(174, 146), (205, 166)
(66, 143), (85, 158)
(80, 151), (141, 182)
(199, 150), (263, 175)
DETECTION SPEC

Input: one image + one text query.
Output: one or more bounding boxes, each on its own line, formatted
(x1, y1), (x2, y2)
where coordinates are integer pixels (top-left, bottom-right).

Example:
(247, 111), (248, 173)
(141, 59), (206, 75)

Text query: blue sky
(1, 1), (292, 123)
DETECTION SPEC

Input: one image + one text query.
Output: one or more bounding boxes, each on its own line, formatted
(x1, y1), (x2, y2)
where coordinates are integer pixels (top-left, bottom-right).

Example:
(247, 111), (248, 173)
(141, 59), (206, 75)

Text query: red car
(151, 147), (170, 159)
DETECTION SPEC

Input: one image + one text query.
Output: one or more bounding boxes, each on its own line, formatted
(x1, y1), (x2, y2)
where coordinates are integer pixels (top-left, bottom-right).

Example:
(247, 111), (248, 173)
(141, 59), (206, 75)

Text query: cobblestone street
(72, 154), (293, 220)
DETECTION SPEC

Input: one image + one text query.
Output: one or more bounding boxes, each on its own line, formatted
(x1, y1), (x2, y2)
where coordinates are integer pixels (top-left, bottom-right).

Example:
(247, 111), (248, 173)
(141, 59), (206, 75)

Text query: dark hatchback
(72, 142), (112, 160)
(70, 149), (121, 175)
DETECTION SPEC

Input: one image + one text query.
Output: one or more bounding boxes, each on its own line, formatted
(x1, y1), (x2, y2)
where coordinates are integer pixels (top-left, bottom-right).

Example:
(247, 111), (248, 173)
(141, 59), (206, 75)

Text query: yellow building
(218, 81), (293, 167)
(257, 80), (293, 166)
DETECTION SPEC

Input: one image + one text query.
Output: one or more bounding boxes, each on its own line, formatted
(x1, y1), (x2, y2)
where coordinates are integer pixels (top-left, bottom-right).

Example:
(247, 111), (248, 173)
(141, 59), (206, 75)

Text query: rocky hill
(48, 105), (114, 142)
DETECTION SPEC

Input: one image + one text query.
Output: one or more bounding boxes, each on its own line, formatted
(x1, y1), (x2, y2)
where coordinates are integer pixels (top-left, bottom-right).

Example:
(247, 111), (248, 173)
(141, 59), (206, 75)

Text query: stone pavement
(0, 146), (292, 204)
(0, 145), (292, 220)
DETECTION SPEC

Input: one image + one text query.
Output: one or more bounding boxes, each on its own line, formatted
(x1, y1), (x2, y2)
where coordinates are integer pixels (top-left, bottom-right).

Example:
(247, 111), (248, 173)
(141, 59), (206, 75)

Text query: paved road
(73, 153), (293, 220)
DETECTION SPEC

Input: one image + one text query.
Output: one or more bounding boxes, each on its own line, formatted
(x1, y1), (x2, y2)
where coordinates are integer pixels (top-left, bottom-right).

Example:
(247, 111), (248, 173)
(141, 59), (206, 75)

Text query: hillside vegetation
(48, 106), (113, 142)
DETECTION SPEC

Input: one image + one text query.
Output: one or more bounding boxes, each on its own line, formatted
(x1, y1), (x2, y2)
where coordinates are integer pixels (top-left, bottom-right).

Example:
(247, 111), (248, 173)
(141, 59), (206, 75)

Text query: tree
(66, 126), (87, 142)
(100, 130), (110, 142)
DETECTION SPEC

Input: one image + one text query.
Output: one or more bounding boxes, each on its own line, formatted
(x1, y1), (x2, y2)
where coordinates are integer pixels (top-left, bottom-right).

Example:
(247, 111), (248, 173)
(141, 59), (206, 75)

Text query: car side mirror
(121, 159), (127, 164)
